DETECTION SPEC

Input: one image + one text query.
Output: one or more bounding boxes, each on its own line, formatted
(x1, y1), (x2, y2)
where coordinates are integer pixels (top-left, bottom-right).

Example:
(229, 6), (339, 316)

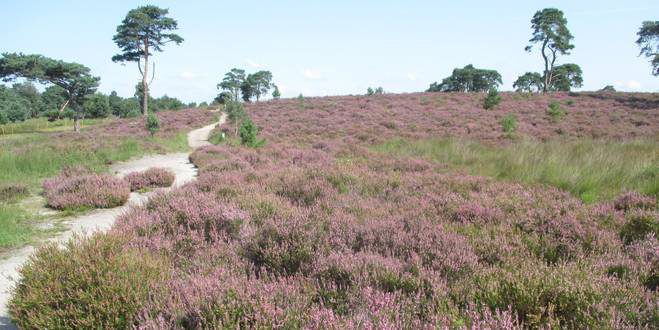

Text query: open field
(0, 108), (215, 250)
(9, 92), (657, 328)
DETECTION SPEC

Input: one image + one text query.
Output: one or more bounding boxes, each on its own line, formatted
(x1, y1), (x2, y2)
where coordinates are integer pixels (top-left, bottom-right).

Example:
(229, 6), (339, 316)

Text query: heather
(124, 167), (176, 191)
(42, 166), (130, 210)
(9, 92), (659, 327)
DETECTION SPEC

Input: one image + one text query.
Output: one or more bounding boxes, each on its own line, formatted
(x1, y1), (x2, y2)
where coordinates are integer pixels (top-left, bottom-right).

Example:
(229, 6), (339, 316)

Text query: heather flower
(124, 167), (175, 191)
(42, 166), (129, 209)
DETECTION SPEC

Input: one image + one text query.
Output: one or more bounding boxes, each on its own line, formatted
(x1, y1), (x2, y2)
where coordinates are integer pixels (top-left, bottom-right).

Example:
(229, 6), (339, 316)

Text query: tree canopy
(0, 53), (99, 131)
(550, 63), (583, 91)
(243, 71), (273, 102)
(112, 5), (183, 115)
(427, 64), (502, 92)
(218, 68), (246, 102)
(513, 72), (544, 92)
(636, 21), (659, 76)
(525, 8), (574, 92)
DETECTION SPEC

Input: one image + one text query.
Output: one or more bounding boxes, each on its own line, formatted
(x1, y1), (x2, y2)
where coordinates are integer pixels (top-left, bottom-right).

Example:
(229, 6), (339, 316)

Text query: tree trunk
(73, 108), (81, 133)
(57, 99), (70, 119)
(142, 39), (150, 116)
(541, 38), (549, 93)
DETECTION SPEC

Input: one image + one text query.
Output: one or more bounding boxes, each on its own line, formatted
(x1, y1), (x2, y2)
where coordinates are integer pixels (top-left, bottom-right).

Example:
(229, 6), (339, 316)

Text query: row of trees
(0, 78), (188, 125)
(427, 9), (657, 94)
(216, 68), (279, 103)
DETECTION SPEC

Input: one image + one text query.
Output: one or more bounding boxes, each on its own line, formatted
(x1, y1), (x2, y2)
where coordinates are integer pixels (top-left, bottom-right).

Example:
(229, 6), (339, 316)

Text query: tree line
(426, 8), (657, 94)
(0, 78), (189, 126)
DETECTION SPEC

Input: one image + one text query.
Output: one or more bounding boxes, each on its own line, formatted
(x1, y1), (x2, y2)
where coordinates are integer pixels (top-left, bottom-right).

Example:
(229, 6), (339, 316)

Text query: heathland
(8, 91), (658, 328)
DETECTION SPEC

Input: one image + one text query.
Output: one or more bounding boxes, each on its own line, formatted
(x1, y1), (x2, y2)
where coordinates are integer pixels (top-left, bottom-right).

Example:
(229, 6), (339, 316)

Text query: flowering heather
(124, 167), (175, 191)
(42, 166), (129, 210)
(11, 93), (659, 328)
(83, 108), (215, 138)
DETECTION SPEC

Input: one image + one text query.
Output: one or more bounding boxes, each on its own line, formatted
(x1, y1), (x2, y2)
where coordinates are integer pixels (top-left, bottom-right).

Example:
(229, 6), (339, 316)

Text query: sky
(1, 1), (658, 103)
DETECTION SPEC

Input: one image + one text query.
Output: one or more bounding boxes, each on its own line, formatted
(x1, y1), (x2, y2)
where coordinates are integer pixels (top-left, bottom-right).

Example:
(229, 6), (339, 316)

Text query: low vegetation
(10, 92), (658, 328)
(373, 138), (658, 202)
(124, 167), (175, 191)
(42, 166), (130, 210)
(0, 108), (214, 249)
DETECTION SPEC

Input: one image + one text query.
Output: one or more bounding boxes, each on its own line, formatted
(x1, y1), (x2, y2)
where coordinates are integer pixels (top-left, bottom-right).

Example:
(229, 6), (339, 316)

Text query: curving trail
(0, 113), (225, 328)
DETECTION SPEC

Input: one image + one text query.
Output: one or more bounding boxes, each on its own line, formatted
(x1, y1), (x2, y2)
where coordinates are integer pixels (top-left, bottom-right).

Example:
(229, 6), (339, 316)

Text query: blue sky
(1, 1), (658, 102)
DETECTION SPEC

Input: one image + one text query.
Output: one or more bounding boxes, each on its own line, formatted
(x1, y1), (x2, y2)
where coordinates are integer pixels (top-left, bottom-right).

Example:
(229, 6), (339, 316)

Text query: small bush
(9, 233), (168, 329)
(547, 101), (566, 122)
(124, 167), (175, 191)
(483, 89), (501, 110)
(614, 192), (656, 211)
(42, 166), (130, 210)
(0, 183), (29, 202)
(619, 210), (659, 245)
(145, 111), (160, 135)
(239, 117), (265, 148)
(500, 113), (517, 135)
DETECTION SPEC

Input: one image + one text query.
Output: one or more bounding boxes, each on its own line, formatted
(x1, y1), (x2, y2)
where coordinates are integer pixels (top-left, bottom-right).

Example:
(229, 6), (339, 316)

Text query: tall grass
(0, 131), (189, 249)
(0, 132), (189, 189)
(373, 138), (658, 202)
(0, 117), (109, 135)
(0, 205), (35, 250)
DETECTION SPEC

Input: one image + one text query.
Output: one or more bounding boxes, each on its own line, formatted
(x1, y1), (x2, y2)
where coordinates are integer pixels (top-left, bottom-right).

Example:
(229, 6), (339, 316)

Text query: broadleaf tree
(427, 64), (502, 92)
(636, 21), (659, 76)
(525, 8), (574, 92)
(112, 5), (183, 116)
(0, 53), (99, 131)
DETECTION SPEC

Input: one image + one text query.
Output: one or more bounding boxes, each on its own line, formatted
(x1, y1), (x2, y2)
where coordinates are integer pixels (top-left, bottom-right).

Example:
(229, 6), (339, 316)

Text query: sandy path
(0, 114), (225, 328)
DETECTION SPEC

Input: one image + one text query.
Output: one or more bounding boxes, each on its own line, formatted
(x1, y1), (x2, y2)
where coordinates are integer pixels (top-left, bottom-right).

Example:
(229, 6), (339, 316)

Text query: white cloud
(246, 59), (262, 69)
(179, 71), (196, 80)
(303, 69), (323, 80)
(407, 73), (417, 81)
(615, 80), (642, 90)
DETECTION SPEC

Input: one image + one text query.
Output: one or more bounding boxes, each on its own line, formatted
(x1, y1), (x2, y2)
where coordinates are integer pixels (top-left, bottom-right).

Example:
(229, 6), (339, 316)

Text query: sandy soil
(0, 113), (225, 328)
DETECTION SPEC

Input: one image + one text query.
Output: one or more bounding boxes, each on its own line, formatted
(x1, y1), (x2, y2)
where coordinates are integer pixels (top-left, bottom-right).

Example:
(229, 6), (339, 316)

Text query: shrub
(468, 261), (649, 328)
(42, 166), (130, 210)
(483, 89), (501, 110)
(500, 113), (517, 135)
(9, 233), (169, 329)
(614, 192), (656, 211)
(547, 100), (566, 121)
(0, 183), (28, 202)
(124, 167), (175, 191)
(145, 111), (160, 135)
(619, 210), (659, 245)
(239, 117), (265, 148)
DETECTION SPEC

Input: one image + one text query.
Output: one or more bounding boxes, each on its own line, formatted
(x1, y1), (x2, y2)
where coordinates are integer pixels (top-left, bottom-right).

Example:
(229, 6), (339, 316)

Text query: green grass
(0, 205), (36, 249)
(0, 130), (191, 250)
(0, 117), (110, 135)
(372, 137), (658, 202)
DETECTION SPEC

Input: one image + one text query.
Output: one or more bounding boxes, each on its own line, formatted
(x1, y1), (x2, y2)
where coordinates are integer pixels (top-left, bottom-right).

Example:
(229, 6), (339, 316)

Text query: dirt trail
(0, 114), (225, 328)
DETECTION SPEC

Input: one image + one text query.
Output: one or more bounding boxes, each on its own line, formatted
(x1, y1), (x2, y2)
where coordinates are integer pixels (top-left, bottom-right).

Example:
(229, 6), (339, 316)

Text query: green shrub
(547, 101), (566, 122)
(145, 111), (160, 135)
(298, 94), (305, 110)
(619, 210), (658, 245)
(9, 233), (168, 329)
(500, 113), (517, 135)
(483, 89), (501, 110)
(239, 117), (265, 148)
(468, 261), (649, 328)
